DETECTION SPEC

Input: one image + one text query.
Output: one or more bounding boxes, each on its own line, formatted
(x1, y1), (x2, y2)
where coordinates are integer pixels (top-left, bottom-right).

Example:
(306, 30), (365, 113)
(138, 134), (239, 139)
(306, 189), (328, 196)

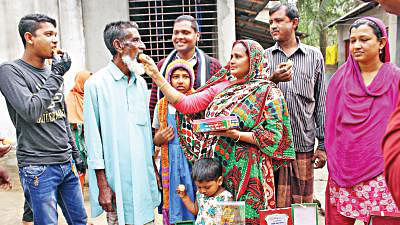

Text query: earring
(380, 48), (383, 54)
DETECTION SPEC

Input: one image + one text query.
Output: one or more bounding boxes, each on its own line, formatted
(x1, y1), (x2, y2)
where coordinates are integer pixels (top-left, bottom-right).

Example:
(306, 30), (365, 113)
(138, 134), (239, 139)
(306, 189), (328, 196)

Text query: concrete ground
(0, 148), (363, 225)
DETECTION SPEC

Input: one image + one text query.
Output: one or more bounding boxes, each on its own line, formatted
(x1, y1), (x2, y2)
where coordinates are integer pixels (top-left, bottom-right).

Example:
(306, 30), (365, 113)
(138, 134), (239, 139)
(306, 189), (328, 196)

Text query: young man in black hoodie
(0, 14), (87, 224)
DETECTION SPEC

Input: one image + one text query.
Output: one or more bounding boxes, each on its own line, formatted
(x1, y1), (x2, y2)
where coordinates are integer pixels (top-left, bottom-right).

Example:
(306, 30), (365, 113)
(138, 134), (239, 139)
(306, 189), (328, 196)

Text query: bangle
(234, 132), (241, 142)
(159, 81), (168, 90)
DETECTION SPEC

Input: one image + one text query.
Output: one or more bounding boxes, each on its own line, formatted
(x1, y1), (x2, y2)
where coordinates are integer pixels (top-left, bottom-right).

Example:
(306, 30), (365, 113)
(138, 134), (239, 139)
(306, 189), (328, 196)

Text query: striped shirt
(265, 40), (327, 152)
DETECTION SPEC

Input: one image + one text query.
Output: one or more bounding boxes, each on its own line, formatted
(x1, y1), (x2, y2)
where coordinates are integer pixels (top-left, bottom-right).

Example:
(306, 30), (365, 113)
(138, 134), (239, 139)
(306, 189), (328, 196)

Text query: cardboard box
(291, 203), (318, 225)
(192, 116), (240, 133)
(368, 211), (400, 224)
(260, 207), (293, 225)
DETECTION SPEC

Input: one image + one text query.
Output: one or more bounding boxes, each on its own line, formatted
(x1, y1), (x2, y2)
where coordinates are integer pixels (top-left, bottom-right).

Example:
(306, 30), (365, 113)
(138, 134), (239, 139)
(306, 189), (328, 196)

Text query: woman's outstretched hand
(138, 53), (160, 80)
(139, 53), (185, 104)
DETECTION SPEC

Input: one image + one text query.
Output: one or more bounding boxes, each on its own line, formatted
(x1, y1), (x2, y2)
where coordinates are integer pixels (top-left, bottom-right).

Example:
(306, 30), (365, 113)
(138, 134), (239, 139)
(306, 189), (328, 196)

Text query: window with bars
(128, 0), (218, 87)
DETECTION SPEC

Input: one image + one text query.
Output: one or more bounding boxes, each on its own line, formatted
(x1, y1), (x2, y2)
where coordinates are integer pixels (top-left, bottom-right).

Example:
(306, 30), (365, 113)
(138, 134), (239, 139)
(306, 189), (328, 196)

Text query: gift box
(291, 203), (318, 225)
(260, 207), (293, 225)
(214, 201), (246, 225)
(368, 211), (400, 224)
(192, 116), (240, 133)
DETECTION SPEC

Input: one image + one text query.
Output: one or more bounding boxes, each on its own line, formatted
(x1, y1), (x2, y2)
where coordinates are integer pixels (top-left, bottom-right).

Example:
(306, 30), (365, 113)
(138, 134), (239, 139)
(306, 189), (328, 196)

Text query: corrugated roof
(235, 0), (275, 48)
(327, 2), (379, 28)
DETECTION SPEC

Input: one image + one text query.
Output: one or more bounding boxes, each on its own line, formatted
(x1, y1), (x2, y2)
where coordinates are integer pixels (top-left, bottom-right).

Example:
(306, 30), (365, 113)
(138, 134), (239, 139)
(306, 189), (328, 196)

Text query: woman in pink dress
(325, 17), (400, 224)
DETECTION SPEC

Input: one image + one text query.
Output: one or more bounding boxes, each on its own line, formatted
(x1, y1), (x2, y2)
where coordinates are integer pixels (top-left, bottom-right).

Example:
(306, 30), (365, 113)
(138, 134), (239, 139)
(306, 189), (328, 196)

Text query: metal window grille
(128, 0), (218, 87)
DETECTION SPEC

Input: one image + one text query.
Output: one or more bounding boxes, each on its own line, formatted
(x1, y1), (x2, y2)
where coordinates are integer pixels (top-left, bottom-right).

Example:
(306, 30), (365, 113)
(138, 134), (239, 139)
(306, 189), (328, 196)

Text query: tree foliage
(294, 0), (362, 58)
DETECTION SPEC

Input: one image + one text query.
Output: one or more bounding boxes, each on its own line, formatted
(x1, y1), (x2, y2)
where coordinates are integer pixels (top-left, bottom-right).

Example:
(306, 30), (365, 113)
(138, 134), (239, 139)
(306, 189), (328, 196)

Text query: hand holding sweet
(312, 148), (327, 169)
(176, 184), (187, 198)
(139, 53), (160, 80)
(270, 61), (293, 83)
(0, 138), (12, 158)
(51, 50), (72, 76)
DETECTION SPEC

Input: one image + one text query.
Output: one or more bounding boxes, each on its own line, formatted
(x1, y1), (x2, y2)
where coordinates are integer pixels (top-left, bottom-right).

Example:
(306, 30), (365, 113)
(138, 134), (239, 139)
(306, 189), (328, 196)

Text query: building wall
(0, 0), (85, 138)
(81, 0), (129, 72)
(336, 6), (399, 66)
(387, 14), (398, 66)
(0, 0), (235, 138)
(217, 0), (236, 65)
(337, 25), (347, 66)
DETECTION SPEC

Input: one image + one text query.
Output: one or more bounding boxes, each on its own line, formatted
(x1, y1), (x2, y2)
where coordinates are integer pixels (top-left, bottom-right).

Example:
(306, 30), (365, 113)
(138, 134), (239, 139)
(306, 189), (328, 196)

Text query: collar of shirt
(271, 37), (306, 56)
(108, 61), (136, 84)
(175, 52), (197, 67)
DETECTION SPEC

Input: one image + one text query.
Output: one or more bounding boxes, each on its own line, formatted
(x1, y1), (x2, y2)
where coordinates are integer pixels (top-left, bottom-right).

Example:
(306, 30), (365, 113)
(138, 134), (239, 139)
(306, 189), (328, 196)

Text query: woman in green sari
(143, 40), (295, 224)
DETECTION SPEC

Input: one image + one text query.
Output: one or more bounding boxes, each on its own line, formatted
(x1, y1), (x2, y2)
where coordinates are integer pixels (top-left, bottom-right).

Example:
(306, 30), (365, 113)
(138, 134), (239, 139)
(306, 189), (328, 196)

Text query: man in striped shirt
(265, 3), (327, 208)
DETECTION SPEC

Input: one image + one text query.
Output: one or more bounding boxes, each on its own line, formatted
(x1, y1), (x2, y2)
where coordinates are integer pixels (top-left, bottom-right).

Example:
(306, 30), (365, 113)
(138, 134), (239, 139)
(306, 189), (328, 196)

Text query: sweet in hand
(51, 50), (72, 76)
(176, 184), (187, 198)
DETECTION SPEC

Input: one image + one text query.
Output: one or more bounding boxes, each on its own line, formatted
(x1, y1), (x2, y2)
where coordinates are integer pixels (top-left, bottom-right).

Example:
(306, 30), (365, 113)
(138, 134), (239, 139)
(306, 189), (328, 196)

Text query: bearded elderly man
(84, 21), (160, 225)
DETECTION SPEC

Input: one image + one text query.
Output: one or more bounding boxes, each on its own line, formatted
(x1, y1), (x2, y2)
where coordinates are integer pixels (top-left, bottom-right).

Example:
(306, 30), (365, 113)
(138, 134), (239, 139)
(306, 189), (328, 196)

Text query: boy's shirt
(195, 190), (233, 225)
(0, 59), (77, 166)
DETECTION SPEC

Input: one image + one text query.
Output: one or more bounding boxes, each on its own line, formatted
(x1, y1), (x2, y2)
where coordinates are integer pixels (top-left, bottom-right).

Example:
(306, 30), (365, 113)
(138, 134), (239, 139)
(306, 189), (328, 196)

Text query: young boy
(153, 59), (197, 224)
(176, 158), (233, 225)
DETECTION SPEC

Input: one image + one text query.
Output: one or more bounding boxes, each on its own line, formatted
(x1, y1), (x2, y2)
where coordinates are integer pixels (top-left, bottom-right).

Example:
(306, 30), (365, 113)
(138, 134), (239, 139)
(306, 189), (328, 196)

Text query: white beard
(122, 54), (145, 77)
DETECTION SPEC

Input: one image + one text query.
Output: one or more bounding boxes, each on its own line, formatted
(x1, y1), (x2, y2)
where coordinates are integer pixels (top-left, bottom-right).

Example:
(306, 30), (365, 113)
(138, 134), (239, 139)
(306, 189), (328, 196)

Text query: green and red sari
(177, 40), (295, 224)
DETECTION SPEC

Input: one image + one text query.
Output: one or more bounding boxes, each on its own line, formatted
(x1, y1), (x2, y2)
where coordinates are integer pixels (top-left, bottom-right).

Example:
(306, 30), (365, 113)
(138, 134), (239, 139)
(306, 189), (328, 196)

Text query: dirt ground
(0, 148), (162, 225)
(0, 148), (363, 225)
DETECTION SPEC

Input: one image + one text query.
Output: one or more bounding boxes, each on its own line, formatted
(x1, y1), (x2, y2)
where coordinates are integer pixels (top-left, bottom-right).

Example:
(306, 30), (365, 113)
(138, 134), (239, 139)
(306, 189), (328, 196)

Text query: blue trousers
(19, 161), (87, 225)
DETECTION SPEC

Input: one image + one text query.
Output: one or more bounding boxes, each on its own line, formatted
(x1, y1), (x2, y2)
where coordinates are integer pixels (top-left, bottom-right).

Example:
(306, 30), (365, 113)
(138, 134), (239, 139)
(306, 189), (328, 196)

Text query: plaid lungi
(274, 151), (314, 208)
(106, 211), (154, 225)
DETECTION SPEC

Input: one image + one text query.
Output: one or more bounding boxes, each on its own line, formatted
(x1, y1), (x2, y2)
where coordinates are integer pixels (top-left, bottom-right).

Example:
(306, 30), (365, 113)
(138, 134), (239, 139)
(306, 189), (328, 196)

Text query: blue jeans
(19, 161), (87, 225)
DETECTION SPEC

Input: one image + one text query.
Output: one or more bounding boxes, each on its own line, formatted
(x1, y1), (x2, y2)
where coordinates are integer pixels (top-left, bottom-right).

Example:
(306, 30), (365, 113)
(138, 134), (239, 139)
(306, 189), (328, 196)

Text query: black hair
(269, 3), (300, 30)
(174, 15), (200, 33)
(350, 19), (385, 62)
(103, 21), (139, 56)
(192, 158), (222, 182)
(18, 14), (57, 47)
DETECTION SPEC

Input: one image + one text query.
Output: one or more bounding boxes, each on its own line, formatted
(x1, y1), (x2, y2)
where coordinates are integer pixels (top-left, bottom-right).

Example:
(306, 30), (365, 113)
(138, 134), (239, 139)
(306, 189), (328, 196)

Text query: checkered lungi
(274, 151), (315, 208)
(106, 211), (154, 225)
